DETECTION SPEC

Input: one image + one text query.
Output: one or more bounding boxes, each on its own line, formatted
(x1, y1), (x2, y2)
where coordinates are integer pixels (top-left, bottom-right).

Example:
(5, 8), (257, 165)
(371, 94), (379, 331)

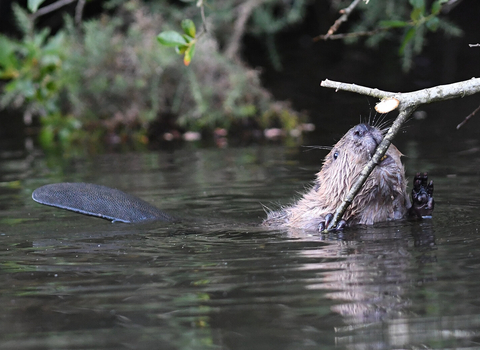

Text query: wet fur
(263, 124), (410, 230)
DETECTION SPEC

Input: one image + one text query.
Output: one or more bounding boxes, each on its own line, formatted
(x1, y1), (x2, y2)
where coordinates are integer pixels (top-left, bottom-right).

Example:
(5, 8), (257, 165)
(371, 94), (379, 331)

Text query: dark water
(1, 136), (480, 350)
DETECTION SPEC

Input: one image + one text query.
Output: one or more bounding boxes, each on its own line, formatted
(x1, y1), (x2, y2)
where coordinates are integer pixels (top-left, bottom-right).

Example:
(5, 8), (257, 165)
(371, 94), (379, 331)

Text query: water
(1, 138), (480, 350)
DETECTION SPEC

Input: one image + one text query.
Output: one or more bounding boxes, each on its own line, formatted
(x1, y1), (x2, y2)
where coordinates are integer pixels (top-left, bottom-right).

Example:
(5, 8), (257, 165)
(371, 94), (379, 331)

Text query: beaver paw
(410, 172), (434, 219)
(318, 213), (347, 232)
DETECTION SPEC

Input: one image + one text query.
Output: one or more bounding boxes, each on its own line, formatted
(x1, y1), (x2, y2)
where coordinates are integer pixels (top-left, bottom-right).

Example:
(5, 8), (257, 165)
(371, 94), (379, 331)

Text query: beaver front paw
(318, 213), (347, 232)
(410, 172), (434, 219)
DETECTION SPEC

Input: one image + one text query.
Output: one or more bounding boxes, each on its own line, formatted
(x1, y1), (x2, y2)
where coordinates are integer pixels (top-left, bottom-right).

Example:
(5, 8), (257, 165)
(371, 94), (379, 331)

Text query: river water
(1, 126), (480, 349)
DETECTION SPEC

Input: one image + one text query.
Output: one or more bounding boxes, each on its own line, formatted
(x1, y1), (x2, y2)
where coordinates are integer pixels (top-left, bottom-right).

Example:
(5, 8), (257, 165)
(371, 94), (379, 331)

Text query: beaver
(263, 123), (434, 230)
(32, 123), (434, 230)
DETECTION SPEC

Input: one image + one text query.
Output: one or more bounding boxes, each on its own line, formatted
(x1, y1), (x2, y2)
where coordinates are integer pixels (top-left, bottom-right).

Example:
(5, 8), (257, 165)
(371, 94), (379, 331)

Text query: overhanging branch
(320, 77), (480, 231)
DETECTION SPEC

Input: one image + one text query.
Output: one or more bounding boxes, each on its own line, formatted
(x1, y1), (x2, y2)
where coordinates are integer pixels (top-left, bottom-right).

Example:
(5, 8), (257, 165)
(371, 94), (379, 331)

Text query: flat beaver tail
(32, 183), (175, 223)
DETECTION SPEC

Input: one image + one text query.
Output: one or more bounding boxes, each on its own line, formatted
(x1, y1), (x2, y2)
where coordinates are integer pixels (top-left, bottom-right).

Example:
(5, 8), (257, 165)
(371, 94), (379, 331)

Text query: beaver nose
(353, 124), (372, 138)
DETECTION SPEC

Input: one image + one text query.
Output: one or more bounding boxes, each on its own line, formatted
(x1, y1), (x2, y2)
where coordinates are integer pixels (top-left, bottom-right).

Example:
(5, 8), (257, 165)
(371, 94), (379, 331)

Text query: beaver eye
(333, 151), (339, 160)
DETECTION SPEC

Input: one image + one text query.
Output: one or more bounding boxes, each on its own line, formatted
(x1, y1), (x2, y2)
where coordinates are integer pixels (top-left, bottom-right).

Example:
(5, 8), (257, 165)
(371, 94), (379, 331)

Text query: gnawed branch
(320, 77), (480, 231)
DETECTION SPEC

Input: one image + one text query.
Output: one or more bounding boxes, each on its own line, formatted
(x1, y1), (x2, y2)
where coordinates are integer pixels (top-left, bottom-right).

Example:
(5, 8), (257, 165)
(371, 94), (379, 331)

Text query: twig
(225, 0), (268, 60)
(315, 0), (363, 41)
(32, 0), (77, 19)
(456, 104), (480, 129)
(320, 77), (480, 230)
(469, 43), (480, 47)
(313, 27), (388, 42)
(75, 0), (86, 26)
(199, 1), (207, 34)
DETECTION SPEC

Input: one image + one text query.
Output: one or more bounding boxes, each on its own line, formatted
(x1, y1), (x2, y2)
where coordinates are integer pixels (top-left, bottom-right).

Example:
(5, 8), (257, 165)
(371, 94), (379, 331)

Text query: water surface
(1, 141), (480, 350)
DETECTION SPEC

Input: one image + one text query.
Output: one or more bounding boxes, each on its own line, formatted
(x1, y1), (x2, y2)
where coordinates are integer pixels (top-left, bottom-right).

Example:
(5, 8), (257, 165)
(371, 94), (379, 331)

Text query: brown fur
(263, 124), (410, 230)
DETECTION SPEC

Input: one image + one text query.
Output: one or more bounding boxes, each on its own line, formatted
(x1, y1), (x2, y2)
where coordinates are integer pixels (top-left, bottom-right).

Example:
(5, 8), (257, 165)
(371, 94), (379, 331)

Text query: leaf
(399, 27), (416, 55)
(431, 0), (448, 15)
(409, 0), (425, 9)
(28, 0), (47, 13)
(379, 20), (409, 28)
(181, 19), (196, 38)
(12, 4), (33, 36)
(426, 17), (440, 32)
(157, 31), (187, 47)
(183, 43), (195, 66)
(0, 36), (16, 68)
(175, 45), (189, 55)
(410, 6), (424, 21)
(182, 34), (193, 43)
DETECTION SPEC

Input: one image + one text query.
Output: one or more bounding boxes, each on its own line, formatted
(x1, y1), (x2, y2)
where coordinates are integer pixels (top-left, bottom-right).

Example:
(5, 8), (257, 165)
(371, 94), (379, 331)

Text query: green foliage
(0, 5), (75, 150)
(27, 0), (47, 13)
(12, 3), (34, 35)
(156, 0), (307, 69)
(333, 0), (463, 71)
(157, 19), (197, 66)
(0, 0), (309, 152)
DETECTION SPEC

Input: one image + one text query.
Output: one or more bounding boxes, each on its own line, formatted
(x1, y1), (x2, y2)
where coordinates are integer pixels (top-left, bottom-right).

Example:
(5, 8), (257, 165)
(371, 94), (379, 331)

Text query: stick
(320, 77), (480, 230)
(32, 0), (77, 19)
(456, 104), (480, 129)
(320, 0), (363, 41)
(321, 78), (480, 106)
(75, 0), (86, 26)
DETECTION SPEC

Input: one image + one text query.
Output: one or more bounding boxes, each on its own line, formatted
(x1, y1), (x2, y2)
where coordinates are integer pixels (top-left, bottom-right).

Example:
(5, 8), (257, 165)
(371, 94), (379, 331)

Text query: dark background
(1, 0), (479, 151)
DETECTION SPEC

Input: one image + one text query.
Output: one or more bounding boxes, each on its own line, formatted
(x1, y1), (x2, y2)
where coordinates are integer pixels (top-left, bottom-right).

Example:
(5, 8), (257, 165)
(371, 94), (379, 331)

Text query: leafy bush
(0, 0), (306, 152)
(0, 4), (81, 150)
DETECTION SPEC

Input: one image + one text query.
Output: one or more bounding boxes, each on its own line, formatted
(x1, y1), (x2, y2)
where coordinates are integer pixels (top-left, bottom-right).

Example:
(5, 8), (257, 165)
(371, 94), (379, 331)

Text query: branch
(321, 78), (480, 108)
(313, 27), (388, 42)
(32, 0), (77, 19)
(225, 0), (269, 60)
(320, 77), (480, 231)
(457, 104), (480, 129)
(313, 0), (363, 41)
(75, 0), (86, 26)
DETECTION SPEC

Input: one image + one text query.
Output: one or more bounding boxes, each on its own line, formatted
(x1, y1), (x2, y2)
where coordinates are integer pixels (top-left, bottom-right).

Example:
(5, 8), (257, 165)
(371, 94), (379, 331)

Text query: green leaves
(183, 43), (196, 66)
(431, 0), (449, 15)
(181, 19), (196, 38)
(157, 31), (187, 47)
(157, 19), (197, 66)
(27, 0), (46, 13)
(379, 20), (409, 28)
(389, 0), (460, 70)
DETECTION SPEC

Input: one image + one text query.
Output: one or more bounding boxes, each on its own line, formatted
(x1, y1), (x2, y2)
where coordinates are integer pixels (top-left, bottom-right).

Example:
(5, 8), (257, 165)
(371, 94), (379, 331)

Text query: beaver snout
(352, 124), (383, 157)
(352, 124), (371, 138)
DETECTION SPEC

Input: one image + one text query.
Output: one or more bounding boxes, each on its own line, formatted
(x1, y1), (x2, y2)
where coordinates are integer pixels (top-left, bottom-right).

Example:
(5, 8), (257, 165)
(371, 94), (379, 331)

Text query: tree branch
(225, 0), (269, 60)
(75, 0), (86, 26)
(320, 77), (480, 231)
(313, 0), (364, 41)
(313, 27), (388, 42)
(457, 104), (480, 129)
(321, 78), (480, 107)
(32, 0), (77, 19)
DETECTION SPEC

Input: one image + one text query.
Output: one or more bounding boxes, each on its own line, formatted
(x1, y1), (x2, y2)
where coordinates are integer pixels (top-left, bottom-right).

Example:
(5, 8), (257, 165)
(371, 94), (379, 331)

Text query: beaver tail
(32, 183), (174, 223)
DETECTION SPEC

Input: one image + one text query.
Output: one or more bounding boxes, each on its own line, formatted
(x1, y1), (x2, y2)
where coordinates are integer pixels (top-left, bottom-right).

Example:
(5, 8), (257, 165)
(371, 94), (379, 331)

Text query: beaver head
(315, 123), (408, 225)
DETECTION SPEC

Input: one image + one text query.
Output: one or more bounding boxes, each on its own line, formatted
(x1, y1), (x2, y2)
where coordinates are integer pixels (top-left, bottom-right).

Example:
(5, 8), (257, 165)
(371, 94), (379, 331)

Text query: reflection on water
(1, 142), (480, 349)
